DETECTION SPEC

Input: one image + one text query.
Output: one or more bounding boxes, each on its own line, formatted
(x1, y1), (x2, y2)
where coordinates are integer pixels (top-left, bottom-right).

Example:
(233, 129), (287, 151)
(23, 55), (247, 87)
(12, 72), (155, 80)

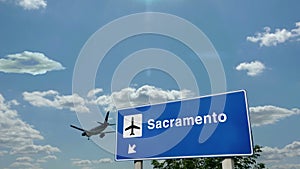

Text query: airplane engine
(100, 133), (105, 138)
(82, 132), (87, 136)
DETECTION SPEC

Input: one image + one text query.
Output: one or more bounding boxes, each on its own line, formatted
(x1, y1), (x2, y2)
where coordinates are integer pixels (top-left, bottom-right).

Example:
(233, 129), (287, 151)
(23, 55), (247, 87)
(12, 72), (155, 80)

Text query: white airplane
(70, 111), (115, 140)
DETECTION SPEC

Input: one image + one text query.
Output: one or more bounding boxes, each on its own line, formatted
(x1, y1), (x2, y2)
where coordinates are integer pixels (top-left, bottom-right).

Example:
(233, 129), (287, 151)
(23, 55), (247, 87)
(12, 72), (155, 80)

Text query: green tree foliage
(152, 145), (265, 169)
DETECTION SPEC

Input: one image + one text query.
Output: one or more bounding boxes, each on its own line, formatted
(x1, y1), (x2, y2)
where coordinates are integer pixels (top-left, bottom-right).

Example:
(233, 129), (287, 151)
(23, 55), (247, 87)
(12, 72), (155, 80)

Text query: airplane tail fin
(104, 111), (110, 122)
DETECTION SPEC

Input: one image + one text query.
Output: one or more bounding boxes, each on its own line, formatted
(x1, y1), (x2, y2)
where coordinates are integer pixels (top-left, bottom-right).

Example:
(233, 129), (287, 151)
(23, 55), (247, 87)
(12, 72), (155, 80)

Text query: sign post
(116, 90), (253, 161)
(134, 160), (143, 169)
(222, 158), (235, 169)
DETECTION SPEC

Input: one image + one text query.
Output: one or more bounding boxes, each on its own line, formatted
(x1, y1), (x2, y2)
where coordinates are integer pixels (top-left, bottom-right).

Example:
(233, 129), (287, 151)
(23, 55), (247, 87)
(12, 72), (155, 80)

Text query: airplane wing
(131, 125), (140, 129)
(125, 125), (132, 131)
(70, 125), (85, 132)
(125, 125), (140, 131)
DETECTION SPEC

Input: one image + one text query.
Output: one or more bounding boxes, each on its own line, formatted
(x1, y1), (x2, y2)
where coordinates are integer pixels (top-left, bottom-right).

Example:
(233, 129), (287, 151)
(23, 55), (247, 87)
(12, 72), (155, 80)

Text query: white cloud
(0, 150), (8, 156)
(92, 158), (113, 164)
(91, 85), (194, 112)
(23, 90), (58, 107)
(260, 141), (300, 166)
(11, 155), (58, 167)
(0, 0), (46, 10)
(17, 0), (47, 10)
(15, 156), (34, 162)
(0, 51), (65, 75)
(247, 22), (300, 47)
(236, 60), (266, 76)
(0, 94), (43, 148)
(10, 161), (41, 169)
(10, 144), (60, 155)
(87, 88), (103, 98)
(72, 159), (92, 167)
(0, 93), (60, 168)
(271, 164), (300, 169)
(23, 85), (194, 113)
(36, 155), (57, 163)
(250, 105), (300, 127)
(71, 158), (113, 168)
(23, 90), (90, 113)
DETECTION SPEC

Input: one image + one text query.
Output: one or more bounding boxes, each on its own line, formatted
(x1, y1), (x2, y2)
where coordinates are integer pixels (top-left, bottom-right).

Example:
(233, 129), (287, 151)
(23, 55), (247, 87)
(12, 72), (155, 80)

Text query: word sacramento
(147, 112), (227, 130)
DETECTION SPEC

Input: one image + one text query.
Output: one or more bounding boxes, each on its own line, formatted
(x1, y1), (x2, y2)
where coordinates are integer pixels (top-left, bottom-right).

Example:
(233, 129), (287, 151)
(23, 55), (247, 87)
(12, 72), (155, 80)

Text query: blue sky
(0, 0), (300, 169)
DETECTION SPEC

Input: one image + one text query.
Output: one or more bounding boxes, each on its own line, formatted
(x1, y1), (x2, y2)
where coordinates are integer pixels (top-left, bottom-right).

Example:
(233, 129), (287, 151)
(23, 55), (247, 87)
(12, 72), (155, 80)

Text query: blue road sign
(115, 90), (253, 161)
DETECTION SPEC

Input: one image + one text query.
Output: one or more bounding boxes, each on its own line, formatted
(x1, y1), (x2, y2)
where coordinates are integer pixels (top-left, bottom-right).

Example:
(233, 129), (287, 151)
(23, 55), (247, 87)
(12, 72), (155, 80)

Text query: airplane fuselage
(84, 122), (108, 137)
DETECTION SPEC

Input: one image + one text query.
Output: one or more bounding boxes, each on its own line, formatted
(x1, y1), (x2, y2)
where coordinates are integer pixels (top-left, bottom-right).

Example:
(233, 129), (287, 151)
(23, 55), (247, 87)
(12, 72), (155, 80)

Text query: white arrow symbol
(128, 144), (136, 154)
